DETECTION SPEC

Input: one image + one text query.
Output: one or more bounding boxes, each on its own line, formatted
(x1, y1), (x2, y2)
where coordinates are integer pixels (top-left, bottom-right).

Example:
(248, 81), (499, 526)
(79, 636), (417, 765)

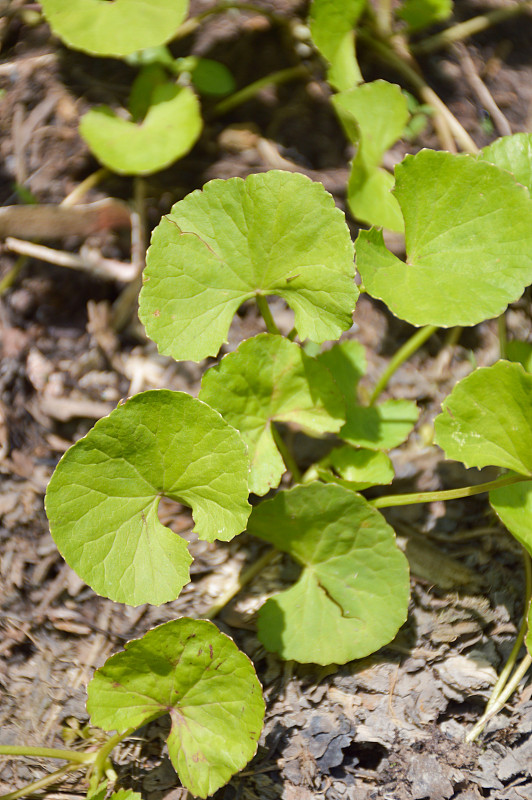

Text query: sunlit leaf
(87, 619), (265, 798)
(333, 81), (409, 231)
(479, 132), (532, 194)
(357, 150), (532, 327)
(435, 361), (532, 475)
(247, 482), (409, 664)
(40, 0), (189, 56)
(200, 334), (345, 495)
(490, 478), (532, 560)
(140, 171), (357, 361)
(309, 0), (366, 90)
(45, 391), (250, 606)
(79, 84), (202, 176)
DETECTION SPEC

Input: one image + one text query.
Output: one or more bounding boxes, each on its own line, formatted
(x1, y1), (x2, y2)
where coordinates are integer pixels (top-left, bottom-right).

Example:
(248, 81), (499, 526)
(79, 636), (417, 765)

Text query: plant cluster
(3, 0), (532, 798)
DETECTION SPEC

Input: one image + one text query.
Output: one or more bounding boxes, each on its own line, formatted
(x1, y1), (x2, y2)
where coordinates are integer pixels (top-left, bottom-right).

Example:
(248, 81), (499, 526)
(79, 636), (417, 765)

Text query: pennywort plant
(7, 142), (532, 798)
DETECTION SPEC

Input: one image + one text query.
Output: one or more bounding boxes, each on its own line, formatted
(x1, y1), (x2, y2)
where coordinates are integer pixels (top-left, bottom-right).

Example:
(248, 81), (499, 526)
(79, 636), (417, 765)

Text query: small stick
(455, 43), (512, 137)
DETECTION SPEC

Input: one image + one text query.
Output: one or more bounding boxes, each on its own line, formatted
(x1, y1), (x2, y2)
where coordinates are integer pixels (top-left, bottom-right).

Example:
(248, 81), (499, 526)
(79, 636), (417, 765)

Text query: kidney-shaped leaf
(479, 133), (532, 194)
(40, 0), (188, 57)
(356, 149), (532, 327)
(247, 482), (409, 664)
(79, 84), (202, 176)
(309, 0), (366, 90)
(87, 619), (265, 799)
(200, 334), (345, 495)
(333, 81), (409, 231)
(45, 391), (250, 606)
(140, 170), (357, 362)
(490, 479), (532, 559)
(434, 361), (532, 475)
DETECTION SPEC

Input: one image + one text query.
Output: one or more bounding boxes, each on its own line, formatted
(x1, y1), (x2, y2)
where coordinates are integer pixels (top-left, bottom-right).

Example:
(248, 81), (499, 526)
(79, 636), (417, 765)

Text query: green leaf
(434, 361), (532, 475)
(340, 399), (419, 450)
(200, 334), (345, 496)
(175, 57), (236, 96)
(479, 133), (532, 194)
(110, 792), (143, 800)
(40, 0), (189, 57)
(309, 0), (366, 90)
(397, 0), (452, 32)
(45, 390), (250, 606)
(318, 341), (419, 449)
(306, 445), (394, 491)
(140, 171), (357, 362)
(527, 600), (532, 657)
(247, 483), (410, 664)
(356, 150), (532, 327)
(333, 81), (409, 231)
(506, 340), (532, 373)
(79, 84), (202, 176)
(87, 619), (265, 799)
(490, 479), (532, 559)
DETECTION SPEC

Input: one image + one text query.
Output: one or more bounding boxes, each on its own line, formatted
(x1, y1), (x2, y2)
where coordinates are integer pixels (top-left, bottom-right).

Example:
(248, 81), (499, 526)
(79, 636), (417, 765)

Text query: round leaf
(87, 619), (265, 798)
(397, 0), (452, 32)
(434, 361), (532, 475)
(40, 0), (189, 57)
(321, 445), (394, 490)
(199, 334), (345, 495)
(45, 390), (250, 606)
(356, 150), (532, 327)
(140, 170), (357, 362)
(79, 84), (202, 176)
(490, 479), (532, 559)
(479, 133), (532, 194)
(247, 483), (410, 664)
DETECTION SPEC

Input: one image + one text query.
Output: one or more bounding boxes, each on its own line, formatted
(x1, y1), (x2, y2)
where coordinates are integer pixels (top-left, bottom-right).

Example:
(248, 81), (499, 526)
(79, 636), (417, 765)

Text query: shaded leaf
(318, 341), (418, 449)
(356, 150), (532, 327)
(87, 619), (265, 799)
(45, 391), (250, 606)
(506, 340), (532, 373)
(305, 445), (394, 491)
(434, 361), (532, 475)
(333, 81), (409, 231)
(200, 334), (345, 495)
(479, 132), (532, 194)
(247, 483), (409, 664)
(40, 0), (189, 56)
(79, 84), (202, 176)
(309, 0), (366, 90)
(140, 171), (357, 361)
(398, 0), (452, 32)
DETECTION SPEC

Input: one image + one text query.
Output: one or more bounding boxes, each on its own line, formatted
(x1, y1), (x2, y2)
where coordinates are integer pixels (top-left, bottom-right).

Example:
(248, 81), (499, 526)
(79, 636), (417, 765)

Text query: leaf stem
(375, 0), (393, 37)
(256, 295), (281, 335)
(0, 746), (92, 764)
(213, 66), (308, 116)
(412, 1), (532, 56)
(483, 550), (532, 715)
(370, 325), (438, 405)
(498, 315), (507, 360)
(204, 547), (278, 619)
(370, 473), (529, 509)
(0, 762), (84, 800)
(466, 652), (532, 743)
(88, 728), (136, 790)
(271, 423), (302, 482)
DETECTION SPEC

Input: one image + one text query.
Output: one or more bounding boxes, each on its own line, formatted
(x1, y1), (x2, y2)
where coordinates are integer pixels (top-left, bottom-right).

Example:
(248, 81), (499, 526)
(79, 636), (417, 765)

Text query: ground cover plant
(3, 0), (532, 798)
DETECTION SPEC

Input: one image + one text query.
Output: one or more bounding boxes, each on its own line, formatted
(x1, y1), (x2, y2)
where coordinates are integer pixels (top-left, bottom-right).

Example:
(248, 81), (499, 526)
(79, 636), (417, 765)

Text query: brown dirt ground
(2, 1), (532, 799)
